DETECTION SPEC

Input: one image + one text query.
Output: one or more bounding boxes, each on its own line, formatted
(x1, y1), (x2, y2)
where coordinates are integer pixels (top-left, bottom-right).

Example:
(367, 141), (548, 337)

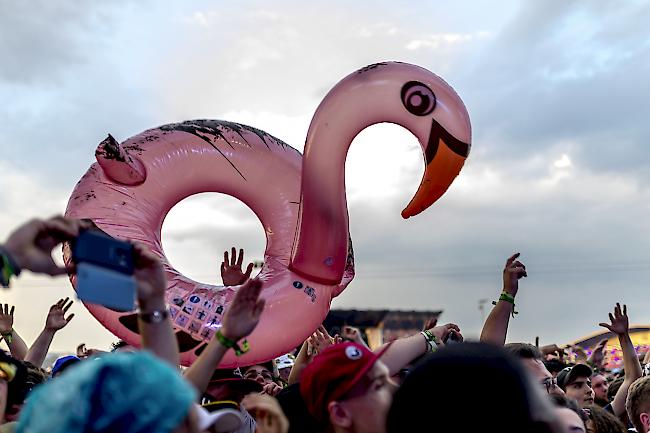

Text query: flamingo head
(388, 65), (472, 218)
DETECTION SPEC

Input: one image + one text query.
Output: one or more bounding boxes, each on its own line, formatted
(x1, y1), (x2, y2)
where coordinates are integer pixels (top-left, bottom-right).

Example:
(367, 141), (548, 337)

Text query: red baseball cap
(299, 342), (389, 422)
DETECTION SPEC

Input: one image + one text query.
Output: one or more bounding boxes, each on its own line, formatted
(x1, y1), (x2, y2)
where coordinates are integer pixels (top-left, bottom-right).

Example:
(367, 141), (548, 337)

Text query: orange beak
(401, 119), (470, 219)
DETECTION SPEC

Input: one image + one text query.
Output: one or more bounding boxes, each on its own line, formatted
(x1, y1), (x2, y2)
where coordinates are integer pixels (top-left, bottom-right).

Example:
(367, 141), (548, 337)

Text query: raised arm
(25, 298), (74, 367)
(132, 243), (179, 368)
(378, 324), (461, 376)
(0, 304), (28, 360)
(288, 340), (311, 385)
(480, 253), (527, 346)
(599, 303), (642, 417)
(184, 278), (264, 394)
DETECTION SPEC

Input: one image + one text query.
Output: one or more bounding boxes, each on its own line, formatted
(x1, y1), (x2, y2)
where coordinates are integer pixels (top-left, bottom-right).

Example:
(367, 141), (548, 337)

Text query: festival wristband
(420, 330), (439, 352)
(492, 292), (518, 317)
(1, 329), (14, 345)
(0, 247), (21, 288)
(0, 362), (17, 382)
(215, 329), (250, 357)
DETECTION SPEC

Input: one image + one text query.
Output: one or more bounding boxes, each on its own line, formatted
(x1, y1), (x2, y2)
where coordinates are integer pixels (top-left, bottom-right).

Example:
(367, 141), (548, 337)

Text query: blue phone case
(76, 262), (136, 312)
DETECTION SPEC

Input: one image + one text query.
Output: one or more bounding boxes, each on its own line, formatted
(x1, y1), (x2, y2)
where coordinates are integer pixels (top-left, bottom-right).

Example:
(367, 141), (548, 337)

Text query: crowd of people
(1, 215), (650, 432)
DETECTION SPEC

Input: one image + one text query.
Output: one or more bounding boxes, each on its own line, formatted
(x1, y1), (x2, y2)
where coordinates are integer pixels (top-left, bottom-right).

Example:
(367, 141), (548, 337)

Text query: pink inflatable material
(63, 61), (471, 367)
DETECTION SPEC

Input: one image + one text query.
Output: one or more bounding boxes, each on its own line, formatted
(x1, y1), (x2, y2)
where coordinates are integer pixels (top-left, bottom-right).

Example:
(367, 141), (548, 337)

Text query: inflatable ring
(63, 62), (471, 366)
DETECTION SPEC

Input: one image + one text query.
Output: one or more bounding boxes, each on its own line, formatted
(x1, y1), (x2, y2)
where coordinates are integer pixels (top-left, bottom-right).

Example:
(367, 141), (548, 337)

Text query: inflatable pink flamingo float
(63, 62), (471, 366)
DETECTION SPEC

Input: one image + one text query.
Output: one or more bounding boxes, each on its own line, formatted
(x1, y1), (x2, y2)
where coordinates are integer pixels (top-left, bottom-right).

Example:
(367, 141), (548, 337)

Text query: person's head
(110, 340), (135, 352)
(607, 376), (624, 401)
(626, 376), (650, 433)
(242, 361), (276, 387)
(545, 359), (567, 378)
(584, 404), (627, 433)
(4, 361), (47, 422)
(204, 368), (263, 404)
(506, 343), (564, 396)
(276, 384), (321, 433)
(550, 395), (587, 433)
(2, 351), (28, 420)
(300, 342), (396, 433)
(557, 365), (594, 408)
(51, 355), (81, 377)
(16, 352), (203, 433)
(388, 343), (562, 433)
(590, 374), (609, 406)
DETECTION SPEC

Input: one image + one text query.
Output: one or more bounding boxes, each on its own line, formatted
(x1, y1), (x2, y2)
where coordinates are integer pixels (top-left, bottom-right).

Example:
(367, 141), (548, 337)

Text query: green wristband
(1, 330), (13, 345)
(492, 292), (518, 317)
(215, 330), (250, 357)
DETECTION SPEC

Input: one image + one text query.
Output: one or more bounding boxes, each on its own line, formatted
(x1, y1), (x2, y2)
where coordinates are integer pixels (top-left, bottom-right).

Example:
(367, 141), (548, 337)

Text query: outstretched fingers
(599, 323), (613, 332)
(236, 248), (244, 267)
(244, 262), (254, 279)
(63, 298), (74, 313)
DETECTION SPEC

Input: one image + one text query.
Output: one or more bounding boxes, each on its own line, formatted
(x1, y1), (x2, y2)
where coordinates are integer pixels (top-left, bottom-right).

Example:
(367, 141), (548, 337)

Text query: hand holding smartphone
(72, 230), (136, 312)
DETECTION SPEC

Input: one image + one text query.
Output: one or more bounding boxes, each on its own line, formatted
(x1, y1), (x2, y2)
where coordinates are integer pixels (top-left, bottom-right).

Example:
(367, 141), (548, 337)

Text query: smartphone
(76, 262), (136, 311)
(72, 230), (134, 274)
(444, 331), (462, 345)
(72, 230), (136, 311)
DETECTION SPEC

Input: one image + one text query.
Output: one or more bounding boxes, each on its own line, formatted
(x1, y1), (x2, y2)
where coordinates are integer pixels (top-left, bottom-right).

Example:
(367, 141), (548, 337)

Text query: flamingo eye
(401, 81), (436, 116)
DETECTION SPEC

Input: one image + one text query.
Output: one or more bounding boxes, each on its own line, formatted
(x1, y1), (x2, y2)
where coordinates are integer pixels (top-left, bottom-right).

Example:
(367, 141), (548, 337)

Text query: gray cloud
(0, 1), (135, 84)
(463, 0), (650, 175)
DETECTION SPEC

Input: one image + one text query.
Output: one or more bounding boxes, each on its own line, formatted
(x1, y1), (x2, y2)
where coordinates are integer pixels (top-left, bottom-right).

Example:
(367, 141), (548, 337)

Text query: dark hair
(607, 376), (624, 400)
(110, 340), (130, 352)
(241, 361), (275, 376)
(544, 359), (566, 375)
(387, 343), (560, 433)
(3, 352), (28, 407)
(505, 343), (543, 360)
(276, 383), (323, 433)
(586, 405), (627, 433)
(550, 394), (588, 423)
(5, 360), (47, 417)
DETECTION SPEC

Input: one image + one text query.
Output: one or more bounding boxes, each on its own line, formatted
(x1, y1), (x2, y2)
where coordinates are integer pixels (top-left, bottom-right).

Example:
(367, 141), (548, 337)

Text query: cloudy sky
(1, 0), (649, 353)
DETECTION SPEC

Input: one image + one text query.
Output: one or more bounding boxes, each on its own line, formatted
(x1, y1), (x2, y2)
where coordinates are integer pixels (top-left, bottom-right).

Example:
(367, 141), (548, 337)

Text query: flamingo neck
(290, 81), (396, 285)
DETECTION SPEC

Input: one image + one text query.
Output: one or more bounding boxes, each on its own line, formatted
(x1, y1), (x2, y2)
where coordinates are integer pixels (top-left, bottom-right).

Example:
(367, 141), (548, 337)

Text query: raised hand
(221, 278), (265, 341)
(571, 345), (588, 363)
(132, 242), (167, 304)
(503, 253), (527, 296)
(308, 326), (337, 354)
(0, 304), (15, 333)
(3, 216), (91, 276)
(45, 298), (74, 331)
(221, 247), (254, 286)
(588, 339), (608, 368)
(427, 323), (461, 344)
(76, 343), (106, 359)
(262, 382), (283, 397)
(342, 326), (366, 346)
(599, 303), (629, 336)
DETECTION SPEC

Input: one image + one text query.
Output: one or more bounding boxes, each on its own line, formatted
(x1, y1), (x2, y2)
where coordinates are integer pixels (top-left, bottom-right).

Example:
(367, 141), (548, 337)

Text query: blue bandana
(17, 351), (196, 433)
